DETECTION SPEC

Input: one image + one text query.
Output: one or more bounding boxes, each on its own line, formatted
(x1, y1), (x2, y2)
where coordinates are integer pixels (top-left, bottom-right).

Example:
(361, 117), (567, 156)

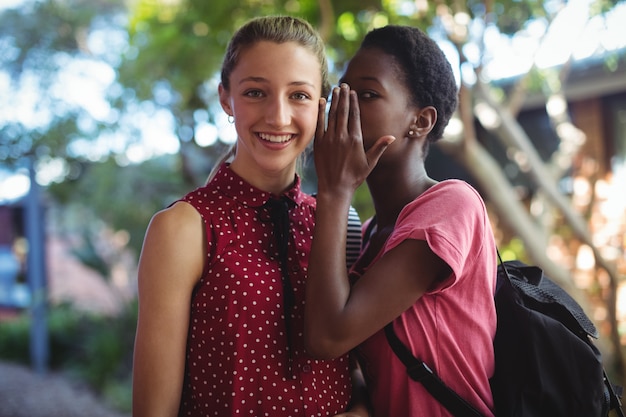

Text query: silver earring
(228, 115), (234, 124)
(408, 130), (415, 136)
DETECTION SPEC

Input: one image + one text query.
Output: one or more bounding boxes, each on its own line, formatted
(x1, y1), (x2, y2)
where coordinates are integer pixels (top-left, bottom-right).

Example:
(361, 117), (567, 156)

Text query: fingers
(316, 98), (326, 142)
(347, 88), (360, 134)
(335, 84), (350, 136)
(366, 135), (396, 168)
(327, 84), (351, 137)
(326, 86), (340, 135)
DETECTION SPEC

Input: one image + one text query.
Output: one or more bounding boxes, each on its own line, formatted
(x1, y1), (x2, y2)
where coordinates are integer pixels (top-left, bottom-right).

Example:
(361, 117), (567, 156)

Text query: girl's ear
(218, 83), (233, 116)
(413, 106), (437, 137)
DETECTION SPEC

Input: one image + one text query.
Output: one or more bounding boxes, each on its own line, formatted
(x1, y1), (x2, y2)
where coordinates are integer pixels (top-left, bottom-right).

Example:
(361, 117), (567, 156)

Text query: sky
(0, 0), (625, 202)
(463, 0), (626, 82)
(0, 0), (22, 8)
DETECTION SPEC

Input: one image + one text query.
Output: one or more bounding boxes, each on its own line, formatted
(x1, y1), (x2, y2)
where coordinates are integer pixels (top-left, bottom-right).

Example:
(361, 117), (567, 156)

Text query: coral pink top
(353, 180), (497, 417)
(178, 164), (351, 417)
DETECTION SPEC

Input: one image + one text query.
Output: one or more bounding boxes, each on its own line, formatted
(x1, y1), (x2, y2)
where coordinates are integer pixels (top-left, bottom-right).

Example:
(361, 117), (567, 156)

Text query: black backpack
(384, 257), (625, 417)
(364, 218), (624, 416)
(489, 259), (623, 416)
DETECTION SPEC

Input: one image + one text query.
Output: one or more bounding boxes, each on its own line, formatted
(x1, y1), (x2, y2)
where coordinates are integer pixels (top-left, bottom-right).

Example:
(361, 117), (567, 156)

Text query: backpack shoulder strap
(385, 323), (485, 417)
(372, 216), (485, 416)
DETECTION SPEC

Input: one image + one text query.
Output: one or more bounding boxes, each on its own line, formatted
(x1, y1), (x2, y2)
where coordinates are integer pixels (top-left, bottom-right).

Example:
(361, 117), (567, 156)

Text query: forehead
(342, 47), (402, 83)
(230, 41), (322, 87)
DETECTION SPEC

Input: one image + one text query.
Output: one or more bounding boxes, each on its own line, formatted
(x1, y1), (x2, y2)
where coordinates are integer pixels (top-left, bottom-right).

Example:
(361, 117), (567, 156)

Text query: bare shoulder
(139, 201), (206, 290)
(149, 201), (203, 234)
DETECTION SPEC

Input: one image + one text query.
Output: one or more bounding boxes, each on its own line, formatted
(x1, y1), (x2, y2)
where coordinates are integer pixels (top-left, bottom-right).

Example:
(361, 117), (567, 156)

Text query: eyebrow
(339, 75), (382, 85)
(239, 76), (316, 88)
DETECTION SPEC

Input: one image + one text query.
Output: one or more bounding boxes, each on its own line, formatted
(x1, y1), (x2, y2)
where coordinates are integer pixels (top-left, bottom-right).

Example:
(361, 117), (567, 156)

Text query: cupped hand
(314, 83), (394, 197)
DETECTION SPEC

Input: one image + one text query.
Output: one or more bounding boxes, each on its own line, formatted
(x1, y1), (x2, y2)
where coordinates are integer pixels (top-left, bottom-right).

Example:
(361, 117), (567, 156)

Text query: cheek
(295, 105), (319, 133)
(357, 106), (378, 127)
(358, 112), (378, 138)
(230, 101), (253, 121)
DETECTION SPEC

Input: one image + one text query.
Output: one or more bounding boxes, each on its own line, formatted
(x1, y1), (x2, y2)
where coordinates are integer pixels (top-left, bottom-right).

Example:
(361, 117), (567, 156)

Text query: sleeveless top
(177, 163), (351, 417)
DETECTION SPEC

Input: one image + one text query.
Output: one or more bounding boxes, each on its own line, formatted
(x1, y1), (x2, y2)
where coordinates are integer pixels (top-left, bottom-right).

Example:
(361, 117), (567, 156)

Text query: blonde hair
(206, 145), (236, 185)
(221, 16), (330, 97)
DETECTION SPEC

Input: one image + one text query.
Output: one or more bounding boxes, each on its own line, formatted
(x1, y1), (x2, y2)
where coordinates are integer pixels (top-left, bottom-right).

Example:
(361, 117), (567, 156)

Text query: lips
(258, 133), (294, 143)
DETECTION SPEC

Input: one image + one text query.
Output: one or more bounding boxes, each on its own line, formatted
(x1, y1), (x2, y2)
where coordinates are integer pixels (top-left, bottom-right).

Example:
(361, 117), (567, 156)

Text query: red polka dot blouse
(177, 163), (352, 416)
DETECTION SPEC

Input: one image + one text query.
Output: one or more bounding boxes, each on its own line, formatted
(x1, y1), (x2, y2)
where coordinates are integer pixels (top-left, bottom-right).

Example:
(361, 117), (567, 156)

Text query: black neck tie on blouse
(264, 197), (296, 379)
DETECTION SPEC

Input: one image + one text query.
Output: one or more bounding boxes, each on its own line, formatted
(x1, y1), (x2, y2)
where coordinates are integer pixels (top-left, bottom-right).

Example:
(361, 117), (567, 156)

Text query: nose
(265, 96), (291, 128)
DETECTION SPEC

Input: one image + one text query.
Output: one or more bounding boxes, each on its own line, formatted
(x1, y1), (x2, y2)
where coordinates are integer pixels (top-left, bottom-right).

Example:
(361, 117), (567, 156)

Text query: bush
(0, 300), (137, 413)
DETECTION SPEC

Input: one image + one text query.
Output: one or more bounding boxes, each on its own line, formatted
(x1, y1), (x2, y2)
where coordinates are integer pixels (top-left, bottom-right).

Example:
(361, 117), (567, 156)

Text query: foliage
(47, 154), (194, 255)
(3, 0), (622, 231)
(0, 301), (137, 412)
(2, 0), (626, 385)
(0, 0), (127, 169)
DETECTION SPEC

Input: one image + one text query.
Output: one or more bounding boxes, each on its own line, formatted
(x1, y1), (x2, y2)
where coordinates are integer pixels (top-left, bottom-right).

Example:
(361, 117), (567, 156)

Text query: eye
(244, 89), (264, 98)
(291, 92), (311, 101)
(359, 90), (379, 100)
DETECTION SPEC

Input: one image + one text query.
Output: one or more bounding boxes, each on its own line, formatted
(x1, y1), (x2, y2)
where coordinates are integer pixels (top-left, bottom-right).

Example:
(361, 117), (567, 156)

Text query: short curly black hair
(360, 25), (458, 143)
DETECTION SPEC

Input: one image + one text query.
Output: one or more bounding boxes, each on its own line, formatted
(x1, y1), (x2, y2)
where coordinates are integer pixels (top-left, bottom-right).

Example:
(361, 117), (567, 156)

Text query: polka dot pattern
(177, 164), (351, 416)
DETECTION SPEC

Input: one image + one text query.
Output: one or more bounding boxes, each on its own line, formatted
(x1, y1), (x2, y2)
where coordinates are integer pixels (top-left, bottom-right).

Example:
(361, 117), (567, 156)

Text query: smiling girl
(132, 16), (364, 417)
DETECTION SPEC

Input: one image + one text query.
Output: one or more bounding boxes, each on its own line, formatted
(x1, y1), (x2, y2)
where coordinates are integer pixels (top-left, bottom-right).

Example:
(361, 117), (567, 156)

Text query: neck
(367, 162), (436, 228)
(229, 159), (297, 195)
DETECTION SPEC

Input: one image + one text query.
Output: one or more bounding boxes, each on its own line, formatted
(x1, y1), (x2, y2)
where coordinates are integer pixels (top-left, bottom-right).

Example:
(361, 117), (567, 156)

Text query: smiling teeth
(259, 133), (293, 143)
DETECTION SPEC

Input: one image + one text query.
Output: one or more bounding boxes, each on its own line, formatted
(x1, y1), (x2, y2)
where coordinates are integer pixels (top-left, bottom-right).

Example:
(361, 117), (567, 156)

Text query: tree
(2, 0), (625, 382)
(0, 0), (126, 166)
(117, 0), (626, 380)
(428, 1), (626, 378)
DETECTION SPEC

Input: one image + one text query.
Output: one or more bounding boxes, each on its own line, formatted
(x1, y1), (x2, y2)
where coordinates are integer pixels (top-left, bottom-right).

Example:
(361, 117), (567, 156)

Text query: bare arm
(304, 85), (448, 359)
(132, 202), (205, 417)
